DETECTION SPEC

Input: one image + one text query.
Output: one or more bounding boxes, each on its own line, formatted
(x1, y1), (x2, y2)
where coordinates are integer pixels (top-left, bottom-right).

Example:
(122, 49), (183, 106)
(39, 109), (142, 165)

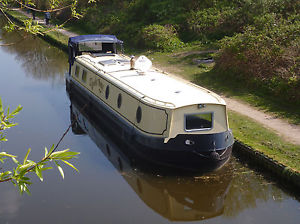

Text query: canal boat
(66, 34), (234, 171)
(69, 96), (232, 221)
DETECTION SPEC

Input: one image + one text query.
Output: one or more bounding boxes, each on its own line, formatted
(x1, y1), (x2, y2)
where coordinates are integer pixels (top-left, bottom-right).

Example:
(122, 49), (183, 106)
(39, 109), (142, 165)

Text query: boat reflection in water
(67, 88), (233, 222)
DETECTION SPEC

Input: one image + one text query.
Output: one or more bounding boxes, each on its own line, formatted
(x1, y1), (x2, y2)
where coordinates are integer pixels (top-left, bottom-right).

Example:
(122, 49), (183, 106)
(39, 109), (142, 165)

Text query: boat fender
(210, 151), (221, 160)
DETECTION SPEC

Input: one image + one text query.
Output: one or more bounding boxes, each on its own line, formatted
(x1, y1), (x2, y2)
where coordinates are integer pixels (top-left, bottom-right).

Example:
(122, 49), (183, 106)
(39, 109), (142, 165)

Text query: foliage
(187, 6), (238, 40)
(141, 24), (184, 52)
(64, 0), (189, 47)
(0, 97), (79, 195)
(2, 0), (299, 103)
(216, 13), (300, 102)
(0, 0), (95, 35)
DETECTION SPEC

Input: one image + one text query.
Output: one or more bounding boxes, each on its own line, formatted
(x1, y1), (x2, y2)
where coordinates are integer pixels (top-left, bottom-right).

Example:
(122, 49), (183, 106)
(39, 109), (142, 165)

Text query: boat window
(185, 113), (213, 131)
(102, 43), (114, 53)
(74, 65), (80, 77)
(136, 106), (142, 123)
(105, 85), (110, 99)
(117, 94), (122, 108)
(78, 41), (102, 52)
(82, 70), (87, 83)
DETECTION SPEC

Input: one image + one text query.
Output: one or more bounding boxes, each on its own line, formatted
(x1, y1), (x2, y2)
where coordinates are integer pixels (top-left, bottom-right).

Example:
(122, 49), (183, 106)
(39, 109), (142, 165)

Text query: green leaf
(50, 149), (79, 160)
(61, 160), (79, 172)
(0, 152), (16, 158)
(40, 167), (53, 171)
(44, 147), (48, 157)
(11, 105), (22, 116)
(18, 179), (32, 185)
(18, 161), (36, 172)
(12, 157), (20, 165)
(0, 171), (12, 179)
(35, 166), (43, 182)
(48, 144), (55, 156)
(55, 161), (64, 179)
(19, 182), (31, 195)
(0, 136), (7, 141)
(23, 148), (31, 165)
(17, 161), (36, 176)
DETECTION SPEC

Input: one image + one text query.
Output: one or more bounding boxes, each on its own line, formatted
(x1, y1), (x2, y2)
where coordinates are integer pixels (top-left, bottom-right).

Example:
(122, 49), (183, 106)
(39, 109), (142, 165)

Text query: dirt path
(14, 8), (77, 37)
(14, 8), (300, 145)
(223, 97), (300, 145)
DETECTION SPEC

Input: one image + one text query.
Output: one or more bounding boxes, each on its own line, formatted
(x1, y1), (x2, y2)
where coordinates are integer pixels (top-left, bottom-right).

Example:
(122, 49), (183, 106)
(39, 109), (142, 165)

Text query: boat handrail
(80, 57), (176, 108)
(141, 96), (176, 108)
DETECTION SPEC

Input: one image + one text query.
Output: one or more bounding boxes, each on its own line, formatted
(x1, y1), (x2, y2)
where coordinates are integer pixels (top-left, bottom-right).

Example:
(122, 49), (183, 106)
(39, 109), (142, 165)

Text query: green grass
(4, 9), (69, 49)
(4, 9), (29, 22)
(62, 23), (91, 36)
(229, 111), (300, 172)
(44, 29), (69, 46)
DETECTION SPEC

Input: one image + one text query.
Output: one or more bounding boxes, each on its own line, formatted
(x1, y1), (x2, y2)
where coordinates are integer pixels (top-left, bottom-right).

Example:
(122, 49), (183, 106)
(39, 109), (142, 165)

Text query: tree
(0, 0), (96, 35)
(0, 97), (79, 195)
(0, 1), (97, 194)
(0, 1), (100, 194)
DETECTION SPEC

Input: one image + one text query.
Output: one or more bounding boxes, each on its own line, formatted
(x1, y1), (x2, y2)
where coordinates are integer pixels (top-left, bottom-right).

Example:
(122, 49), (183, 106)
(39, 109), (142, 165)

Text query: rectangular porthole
(74, 65), (80, 77)
(82, 70), (87, 83)
(185, 113), (213, 131)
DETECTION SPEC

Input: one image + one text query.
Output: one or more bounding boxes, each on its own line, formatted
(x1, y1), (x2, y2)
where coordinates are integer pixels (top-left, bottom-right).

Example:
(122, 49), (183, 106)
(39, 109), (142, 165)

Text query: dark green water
(0, 17), (299, 224)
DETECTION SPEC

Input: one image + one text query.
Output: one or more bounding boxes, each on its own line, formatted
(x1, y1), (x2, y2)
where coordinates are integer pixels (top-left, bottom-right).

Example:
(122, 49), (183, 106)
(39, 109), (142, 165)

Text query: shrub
(141, 24), (184, 51)
(216, 13), (300, 102)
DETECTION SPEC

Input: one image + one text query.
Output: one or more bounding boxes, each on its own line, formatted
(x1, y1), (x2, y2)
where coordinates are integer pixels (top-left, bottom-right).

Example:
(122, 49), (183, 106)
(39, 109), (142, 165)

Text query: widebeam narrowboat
(66, 34), (234, 171)
(69, 95), (232, 221)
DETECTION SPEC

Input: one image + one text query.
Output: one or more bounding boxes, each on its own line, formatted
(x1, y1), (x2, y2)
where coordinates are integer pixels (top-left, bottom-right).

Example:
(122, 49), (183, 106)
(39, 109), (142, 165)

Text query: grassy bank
(4, 9), (69, 51)
(229, 111), (299, 171)
(3, 9), (300, 174)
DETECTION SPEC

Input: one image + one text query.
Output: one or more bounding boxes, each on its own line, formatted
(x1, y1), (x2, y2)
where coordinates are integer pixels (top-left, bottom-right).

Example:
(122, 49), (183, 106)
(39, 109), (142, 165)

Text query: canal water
(0, 17), (299, 224)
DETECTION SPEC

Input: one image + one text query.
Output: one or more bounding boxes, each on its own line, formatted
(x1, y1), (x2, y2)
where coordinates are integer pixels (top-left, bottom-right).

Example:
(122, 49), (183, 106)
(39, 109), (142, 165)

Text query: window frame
(184, 112), (214, 132)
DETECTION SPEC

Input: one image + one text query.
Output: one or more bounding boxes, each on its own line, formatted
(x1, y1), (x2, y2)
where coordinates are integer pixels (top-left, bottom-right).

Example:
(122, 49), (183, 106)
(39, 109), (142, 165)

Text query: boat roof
(76, 54), (226, 108)
(68, 35), (123, 46)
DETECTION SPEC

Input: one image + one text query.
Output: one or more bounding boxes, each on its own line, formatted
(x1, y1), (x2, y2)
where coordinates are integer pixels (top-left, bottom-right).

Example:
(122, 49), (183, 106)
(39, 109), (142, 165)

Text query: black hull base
(128, 142), (232, 174)
(67, 78), (234, 173)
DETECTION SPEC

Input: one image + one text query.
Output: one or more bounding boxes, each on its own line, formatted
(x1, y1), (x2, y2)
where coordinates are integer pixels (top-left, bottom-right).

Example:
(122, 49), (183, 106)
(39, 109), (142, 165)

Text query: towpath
(12, 8), (300, 146)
